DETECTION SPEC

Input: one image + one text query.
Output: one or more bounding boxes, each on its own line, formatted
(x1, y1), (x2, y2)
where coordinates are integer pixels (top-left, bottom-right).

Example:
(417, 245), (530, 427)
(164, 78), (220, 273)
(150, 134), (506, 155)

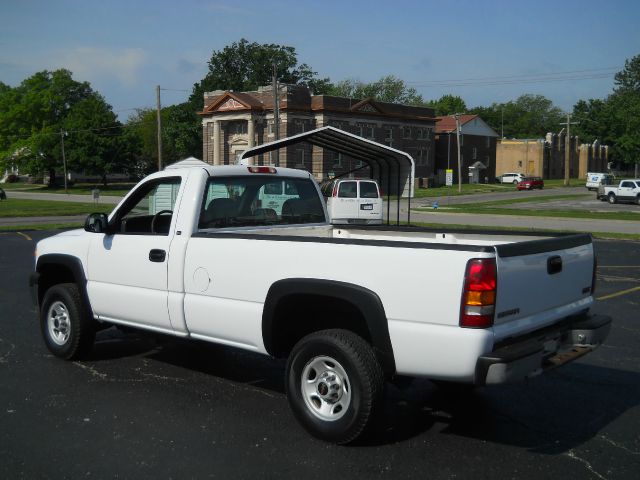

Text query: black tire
(636, 195), (640, 206)
(608, 193), (617, 204)
(513, 180), (518, 184)
(285, 329), (384, 444)
(40, 283), (95, 360)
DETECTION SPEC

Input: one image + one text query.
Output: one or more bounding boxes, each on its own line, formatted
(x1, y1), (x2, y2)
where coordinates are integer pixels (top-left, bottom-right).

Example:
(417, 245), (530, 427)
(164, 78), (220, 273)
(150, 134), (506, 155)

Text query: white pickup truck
(30, 158), (611, 444)
(598, 179), (640, 204)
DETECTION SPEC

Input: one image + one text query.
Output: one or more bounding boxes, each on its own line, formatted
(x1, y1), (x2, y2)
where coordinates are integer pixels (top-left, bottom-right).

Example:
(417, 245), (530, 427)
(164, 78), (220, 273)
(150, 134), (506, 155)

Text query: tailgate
(492, 234), (595, 341)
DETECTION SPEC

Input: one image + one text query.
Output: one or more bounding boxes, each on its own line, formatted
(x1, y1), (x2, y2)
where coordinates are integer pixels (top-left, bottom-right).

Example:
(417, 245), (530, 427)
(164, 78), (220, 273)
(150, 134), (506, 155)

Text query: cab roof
(164, 157), (312, 179)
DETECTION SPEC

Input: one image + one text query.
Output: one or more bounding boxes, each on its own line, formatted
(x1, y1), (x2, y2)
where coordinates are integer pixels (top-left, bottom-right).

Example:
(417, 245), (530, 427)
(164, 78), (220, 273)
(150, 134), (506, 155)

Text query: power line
(406, 67), (619, 87)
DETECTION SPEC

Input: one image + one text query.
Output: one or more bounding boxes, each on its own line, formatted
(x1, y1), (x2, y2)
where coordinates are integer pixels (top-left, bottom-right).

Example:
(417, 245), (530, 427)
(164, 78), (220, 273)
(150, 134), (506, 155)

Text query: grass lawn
(414, 194), (640, 222)
(0, 182), (134, 196)
(0, 198), (113, 217)
(413, 178), (586, 198)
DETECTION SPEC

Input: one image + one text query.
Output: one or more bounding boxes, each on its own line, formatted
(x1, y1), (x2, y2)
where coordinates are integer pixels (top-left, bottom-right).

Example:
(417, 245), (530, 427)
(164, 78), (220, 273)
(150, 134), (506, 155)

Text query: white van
(325, 179), (383, 225)
(586, 172), (614, 191)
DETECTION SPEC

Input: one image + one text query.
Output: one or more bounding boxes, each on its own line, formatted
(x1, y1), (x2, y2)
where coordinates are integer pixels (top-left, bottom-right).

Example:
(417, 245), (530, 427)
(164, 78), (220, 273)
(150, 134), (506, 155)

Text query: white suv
(498, 172), (525, 184)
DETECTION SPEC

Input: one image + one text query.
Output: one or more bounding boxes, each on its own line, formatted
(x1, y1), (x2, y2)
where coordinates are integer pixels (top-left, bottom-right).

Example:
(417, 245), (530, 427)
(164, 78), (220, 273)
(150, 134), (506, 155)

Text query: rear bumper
(475, 313), (611, 386)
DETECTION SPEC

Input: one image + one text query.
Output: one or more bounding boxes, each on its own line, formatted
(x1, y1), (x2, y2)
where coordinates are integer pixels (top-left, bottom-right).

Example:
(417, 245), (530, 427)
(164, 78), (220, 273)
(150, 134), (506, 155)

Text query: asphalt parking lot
(1, 230), (639, 479)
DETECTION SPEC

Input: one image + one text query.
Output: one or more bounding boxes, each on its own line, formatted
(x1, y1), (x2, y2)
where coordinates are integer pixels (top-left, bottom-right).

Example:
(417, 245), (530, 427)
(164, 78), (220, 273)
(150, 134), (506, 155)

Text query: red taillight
(332, 184), (338, 197)
(248, 166), (277, 174)
(460, 258), (497, 328)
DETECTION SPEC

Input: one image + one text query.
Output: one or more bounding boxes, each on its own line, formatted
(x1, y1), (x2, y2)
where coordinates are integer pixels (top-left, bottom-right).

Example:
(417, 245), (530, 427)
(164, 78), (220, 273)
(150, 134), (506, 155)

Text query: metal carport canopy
(241, 126), (415, 225)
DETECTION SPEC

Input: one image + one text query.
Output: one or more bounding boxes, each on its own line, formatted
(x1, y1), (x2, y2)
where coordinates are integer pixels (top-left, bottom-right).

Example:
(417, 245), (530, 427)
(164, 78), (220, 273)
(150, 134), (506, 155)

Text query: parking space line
(0, 231), (33, 241)
(598, 266), (640, 268)
(16, 232), (32, 241)
(597, 286), (640, 301)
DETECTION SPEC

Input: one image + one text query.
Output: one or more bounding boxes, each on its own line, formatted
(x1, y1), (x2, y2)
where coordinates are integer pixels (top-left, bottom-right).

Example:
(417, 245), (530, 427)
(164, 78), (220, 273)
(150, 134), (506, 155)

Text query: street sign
(445, 169), (453, 187)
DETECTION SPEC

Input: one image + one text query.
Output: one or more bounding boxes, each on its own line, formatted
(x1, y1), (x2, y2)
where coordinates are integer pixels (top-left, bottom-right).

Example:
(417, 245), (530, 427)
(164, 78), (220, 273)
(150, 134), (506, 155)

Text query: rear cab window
(198, 175), (325, 229)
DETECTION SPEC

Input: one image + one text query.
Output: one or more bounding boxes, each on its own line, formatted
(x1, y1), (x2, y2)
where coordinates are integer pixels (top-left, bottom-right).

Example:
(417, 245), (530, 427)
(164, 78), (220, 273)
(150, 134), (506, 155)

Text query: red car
(517, 177), (544, 190)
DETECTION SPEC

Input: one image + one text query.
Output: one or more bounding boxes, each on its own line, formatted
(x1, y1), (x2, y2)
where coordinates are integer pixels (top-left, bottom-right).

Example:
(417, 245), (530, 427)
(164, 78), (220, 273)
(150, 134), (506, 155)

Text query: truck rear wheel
(608, 193), (617, 204)
(285, 329), (383, 444)
(40, 283), (95, 360)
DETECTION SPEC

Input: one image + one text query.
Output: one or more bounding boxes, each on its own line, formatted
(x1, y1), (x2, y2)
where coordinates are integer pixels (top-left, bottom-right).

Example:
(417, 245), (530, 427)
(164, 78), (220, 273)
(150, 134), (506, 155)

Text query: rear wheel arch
(262, 279), (396, 375)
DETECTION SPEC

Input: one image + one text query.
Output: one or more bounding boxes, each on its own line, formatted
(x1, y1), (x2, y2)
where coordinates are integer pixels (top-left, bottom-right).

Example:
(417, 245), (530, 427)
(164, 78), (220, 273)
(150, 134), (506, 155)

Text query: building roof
(435, 115), (478, 133)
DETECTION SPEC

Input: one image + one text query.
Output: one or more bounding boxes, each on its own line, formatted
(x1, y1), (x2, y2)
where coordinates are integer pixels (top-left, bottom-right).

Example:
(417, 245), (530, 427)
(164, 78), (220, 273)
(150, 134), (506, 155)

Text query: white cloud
(56, 47), (147, 87)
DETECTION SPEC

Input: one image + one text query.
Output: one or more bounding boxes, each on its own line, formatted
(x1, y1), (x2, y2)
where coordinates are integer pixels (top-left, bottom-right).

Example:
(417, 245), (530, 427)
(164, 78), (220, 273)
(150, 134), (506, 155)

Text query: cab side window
(114, 178), (181, 235)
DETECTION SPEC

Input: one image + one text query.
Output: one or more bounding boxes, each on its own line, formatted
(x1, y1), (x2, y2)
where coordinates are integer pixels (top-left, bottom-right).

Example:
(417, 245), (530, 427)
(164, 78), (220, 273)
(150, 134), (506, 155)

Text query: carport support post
(455, 114), (462, 193)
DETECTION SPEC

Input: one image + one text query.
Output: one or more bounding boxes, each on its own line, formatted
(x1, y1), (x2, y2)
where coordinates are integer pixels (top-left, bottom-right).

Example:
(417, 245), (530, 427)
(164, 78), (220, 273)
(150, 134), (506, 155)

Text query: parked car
(322, 178), (383, 225)
(30, 158), (610, 444)
(497, 172), (525, 184)
(586, 172), (614, 191)
(517, 177), (544, 190)
(598, 179), (640, 204)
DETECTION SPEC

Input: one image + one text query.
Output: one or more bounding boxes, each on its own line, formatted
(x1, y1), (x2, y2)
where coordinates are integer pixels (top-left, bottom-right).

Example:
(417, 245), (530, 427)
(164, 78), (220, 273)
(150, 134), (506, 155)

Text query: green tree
(470, 94), (563, 138)
(572, 54), (640, 167)
(0, 69), (120, 185)
(427, 94), (467, 116)
(190, 38), (331, 111)
(327, 75), (424, 105)
(62, 94), (130, 184)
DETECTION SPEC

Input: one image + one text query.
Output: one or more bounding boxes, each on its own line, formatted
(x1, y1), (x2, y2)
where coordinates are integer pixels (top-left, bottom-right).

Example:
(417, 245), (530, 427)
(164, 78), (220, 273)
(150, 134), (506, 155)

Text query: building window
(294, 119), (306, 133)
(233, 122), (248, 134)
(425, 128), (432, 141)
(472, 147), (477, 160)
(518, 160), (523, 167)
(385, 126), (394, 140)
(356, 123), (374, 139)
(402, 127), (412, 139)
(333, 152), (343, 168)
(297, 149), (306, 167)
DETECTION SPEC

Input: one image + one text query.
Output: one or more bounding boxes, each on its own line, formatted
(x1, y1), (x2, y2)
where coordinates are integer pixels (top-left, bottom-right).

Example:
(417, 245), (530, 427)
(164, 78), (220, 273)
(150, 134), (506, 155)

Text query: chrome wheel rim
(47, 301), (70, 346)
(301, 356), (351, 421)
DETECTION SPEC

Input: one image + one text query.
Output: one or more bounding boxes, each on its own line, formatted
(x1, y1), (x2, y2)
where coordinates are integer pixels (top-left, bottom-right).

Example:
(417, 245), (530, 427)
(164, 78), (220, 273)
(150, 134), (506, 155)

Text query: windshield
(198, 175), (325, 229)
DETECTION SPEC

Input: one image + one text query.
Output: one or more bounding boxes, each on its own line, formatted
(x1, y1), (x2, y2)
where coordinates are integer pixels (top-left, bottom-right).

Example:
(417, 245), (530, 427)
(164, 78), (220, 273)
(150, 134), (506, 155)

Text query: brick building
(496, 133), (608, 180)
(199, 84), (437, 181)
(434, 115), (498, 185)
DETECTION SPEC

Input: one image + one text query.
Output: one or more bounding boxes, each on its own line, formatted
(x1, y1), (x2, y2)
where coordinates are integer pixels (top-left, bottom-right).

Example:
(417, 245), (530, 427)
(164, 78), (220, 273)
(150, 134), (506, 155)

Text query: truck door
(86, 176), (183, 332)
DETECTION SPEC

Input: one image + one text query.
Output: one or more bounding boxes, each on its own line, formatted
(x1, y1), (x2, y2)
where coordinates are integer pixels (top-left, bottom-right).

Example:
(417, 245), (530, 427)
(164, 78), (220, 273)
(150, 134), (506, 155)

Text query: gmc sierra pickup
(30, 158), (611, 444)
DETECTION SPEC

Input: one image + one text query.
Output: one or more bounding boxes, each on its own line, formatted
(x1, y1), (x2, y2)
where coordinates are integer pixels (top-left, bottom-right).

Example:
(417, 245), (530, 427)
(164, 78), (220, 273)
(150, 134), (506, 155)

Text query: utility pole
(60, 130), (68, 194)
(271, 64), (280, 166)
(156, 85), (163, 171)
(454, 113), (462, 193)
(560, 113), (579, 186)
(501, 107), (504, 138)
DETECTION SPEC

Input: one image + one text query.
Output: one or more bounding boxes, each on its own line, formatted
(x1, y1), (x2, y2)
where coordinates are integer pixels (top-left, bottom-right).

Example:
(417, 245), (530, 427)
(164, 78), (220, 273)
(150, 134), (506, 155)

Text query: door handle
(149, 249), (166, 262)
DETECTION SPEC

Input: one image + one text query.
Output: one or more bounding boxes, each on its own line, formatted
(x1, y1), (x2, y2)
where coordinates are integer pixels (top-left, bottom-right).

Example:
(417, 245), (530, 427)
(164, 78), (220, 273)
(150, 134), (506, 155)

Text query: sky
(1, 0), (639, 120)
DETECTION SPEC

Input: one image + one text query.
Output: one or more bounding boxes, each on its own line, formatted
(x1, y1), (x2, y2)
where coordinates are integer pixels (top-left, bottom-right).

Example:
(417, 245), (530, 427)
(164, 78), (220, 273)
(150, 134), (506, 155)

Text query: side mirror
(84, 213), (109, 233)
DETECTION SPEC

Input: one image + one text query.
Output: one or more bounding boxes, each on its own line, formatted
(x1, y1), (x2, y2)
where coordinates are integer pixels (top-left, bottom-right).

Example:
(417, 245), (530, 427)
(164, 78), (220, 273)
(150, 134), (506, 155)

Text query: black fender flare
(262, 278), (396, 374)
(32, 254), (94, 319)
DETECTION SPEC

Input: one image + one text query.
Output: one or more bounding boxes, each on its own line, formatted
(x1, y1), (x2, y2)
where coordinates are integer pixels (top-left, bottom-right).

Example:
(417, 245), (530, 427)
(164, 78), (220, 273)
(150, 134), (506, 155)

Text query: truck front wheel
(40, 283), (95, 360)
(285, 329), (383, 444)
